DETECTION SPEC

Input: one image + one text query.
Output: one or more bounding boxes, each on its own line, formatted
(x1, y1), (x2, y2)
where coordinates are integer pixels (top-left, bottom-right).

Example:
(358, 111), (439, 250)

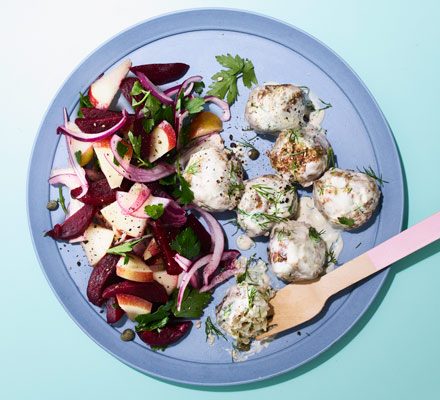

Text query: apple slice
(153, 270), (179, 295)
(89, 59), (132, 110)
(116, 255), (154, 283)
(93, 138), (132, 189)
(100, 200), (147, 237)
(147, 121), (176, 163)
(81, 224), (114, 266)
(116, 294), (152, 321)
(188, 111), (223, 140)
(143, 238), (160, 261)
(66, 122), (94, 166)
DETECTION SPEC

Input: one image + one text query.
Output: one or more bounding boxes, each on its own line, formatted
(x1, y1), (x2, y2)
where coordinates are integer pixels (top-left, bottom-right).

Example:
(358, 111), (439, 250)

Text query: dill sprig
(308, 227), (325, 243)
(317, 98), (332, 111)
(325, 249), (338, 266)
(205, 316), (227, 342)
(236, 135), (258, 151)
(359, 166), (388, 186)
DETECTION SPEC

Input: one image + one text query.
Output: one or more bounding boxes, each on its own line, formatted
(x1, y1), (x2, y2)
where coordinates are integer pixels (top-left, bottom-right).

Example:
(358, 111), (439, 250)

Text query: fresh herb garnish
(317, 98), (332, 111)
(173, 159), (194, 205)
(185, 162), (200, 175)
(326, 249), (338, 266)
(77, 92), (93, 117)
(236, 254), (257, 284)
(74, 150), (82, 165)
(308, 227), (324, 243)
(205, 316), (227, 342)
(247, 286), (258, 308)
(287, 128), (301, 142)
(171, 287), (212, 318)
(170, 227), (201, 259)
(193, 81), (205, 95)
(116, 141), (129, 158)
(208, 54), (258, 105)
(106, 236), (149, 262)
(183, 97), (205, 114)
(159, 173), (177, 186)
(338, 216), (355, 228)
(144, 203), (164, 220)
(127, 131), (152, 168)
(236, 135), (258, 151)
(327, 147), (336, 168)
(58, 186), (68, 214)
(359, 166), (388, 186)
(135, 288), (212, 335)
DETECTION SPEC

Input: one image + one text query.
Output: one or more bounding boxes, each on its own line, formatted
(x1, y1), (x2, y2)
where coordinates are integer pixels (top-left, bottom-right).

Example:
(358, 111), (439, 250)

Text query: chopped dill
(359, 165), (388, 186)
(205, 316), (227, 342)
(308, 227), (325, 243)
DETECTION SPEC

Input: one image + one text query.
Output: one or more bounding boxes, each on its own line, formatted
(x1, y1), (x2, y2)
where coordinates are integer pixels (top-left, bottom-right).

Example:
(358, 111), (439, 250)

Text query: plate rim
(27, 7), (404, 386)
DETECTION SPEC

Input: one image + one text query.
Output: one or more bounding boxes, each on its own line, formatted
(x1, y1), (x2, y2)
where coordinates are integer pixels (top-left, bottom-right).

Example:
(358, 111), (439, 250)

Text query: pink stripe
(368, 212), (440, 270)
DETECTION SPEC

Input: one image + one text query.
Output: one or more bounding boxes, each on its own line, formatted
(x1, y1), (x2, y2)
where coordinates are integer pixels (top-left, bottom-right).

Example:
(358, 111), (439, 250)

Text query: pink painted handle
(367, 212), (440, 270)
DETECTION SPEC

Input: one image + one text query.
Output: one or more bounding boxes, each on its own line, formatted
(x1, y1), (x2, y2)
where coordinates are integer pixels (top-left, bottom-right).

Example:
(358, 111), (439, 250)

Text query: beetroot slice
(150, 220), (182, 275)
(80, 108), (122, 119)
(71, 178), (116, 206)
(130, 63), (190, 85)
(87, 254), (120, 306)
(102, 281), (168, 304)
(119, 77), (144, 106)
(137, 321), (192, 347)
(185, 213), (212, 255)
(75, 113), (135, 134)
(46, 204), (96, 240)
(106, 296), (124, 324)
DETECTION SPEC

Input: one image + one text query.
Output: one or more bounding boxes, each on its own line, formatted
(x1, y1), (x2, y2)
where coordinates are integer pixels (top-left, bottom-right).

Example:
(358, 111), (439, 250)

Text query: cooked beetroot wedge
(46, 204), (96, 240)
(119, 77), (144, 106)
(80, 108), (122, 119)
(185, 213), (212, 255)
(75, 113), (135, 134)
(130, 63), (189, 85)
(87, 254), (120, 306)
(102, 281), (168, 304)
(106, 296), (125, 324)
(137, 321), (192, 347)
(150, 220), (182, 275)
(71, 178), (116, 207)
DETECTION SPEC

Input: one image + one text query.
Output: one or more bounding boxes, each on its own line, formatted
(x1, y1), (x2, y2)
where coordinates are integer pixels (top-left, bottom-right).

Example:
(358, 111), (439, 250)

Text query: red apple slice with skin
(116, 294), (152, 321)
(147, 120), (176, 163)
(153, 270), (179, 295)
(116, 255), (154, 283)
(66, 122), (94, 166)
(89, 59), (132, 110)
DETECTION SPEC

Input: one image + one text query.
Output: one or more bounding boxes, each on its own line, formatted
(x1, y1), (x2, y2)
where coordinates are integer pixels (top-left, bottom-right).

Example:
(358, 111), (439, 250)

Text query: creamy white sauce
(307, 89), (326, 127)
(297, 196), (343, 271)
(236, 234), (255, 250)
(229, 338), (273, 362)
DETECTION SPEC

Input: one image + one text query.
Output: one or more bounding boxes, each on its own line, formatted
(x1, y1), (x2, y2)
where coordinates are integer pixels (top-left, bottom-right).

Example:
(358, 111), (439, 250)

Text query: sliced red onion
(199, 251), (241, 292)
(174, 254), (192, 272)
(106, 135), (175, 182)
(180, 75), (202, 96)
(186, 205), (225, 285)
(133, 71), (174, 105)
(204, 96), (231, 121)
(161, 200), (187, 227)
(58, 108), (129, 142)
(164, 85), (180, 97)
(49, 168), (81, 190)
(64, 113), (88, 198)
(177, 254), (212, 311)
(116, 192), (170, 219)
(119, 184), (151, 215)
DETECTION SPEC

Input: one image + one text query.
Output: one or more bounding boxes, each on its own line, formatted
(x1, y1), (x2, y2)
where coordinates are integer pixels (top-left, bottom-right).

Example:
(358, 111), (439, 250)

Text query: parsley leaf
(170, 227), (201, 259)
(171, 288), (212, 318)
(77, 92), (93, 118)
(116, 141), (129, 158)
(205, 316), (227, 342)
(338, 216), (355, 228)
(127, 131), (152, 169)
(208, 54), (258, 105)
(135, 302), (172, 332)
(172, 160), (194, 205)
(183, 97), (205, 114)
(144, 203), (164, 220)
(159, 173), (177, 186)
(193, 81), (205, 95)
(106, 236), (148, 258)
(130, 81), (145, 96)
(141, 118), (155, 134)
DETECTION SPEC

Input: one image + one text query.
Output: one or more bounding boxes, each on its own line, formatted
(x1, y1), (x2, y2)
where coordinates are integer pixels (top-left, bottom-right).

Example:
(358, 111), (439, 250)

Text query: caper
(248, 148), (260, 160)
(120, 329), (135, 342)
(46, 200), (59, 211)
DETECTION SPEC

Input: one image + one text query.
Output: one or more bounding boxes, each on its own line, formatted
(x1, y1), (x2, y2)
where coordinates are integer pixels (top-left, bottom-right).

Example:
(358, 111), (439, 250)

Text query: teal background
(2, 0), (439, 398)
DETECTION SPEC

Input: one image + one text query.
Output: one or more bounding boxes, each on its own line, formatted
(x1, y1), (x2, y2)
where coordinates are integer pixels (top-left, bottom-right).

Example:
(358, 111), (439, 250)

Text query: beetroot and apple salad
(45, 58), (244, 350)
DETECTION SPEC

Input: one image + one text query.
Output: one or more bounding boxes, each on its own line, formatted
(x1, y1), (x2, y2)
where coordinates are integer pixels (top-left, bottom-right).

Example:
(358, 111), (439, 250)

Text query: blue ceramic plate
(28, 9), (404, 386)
